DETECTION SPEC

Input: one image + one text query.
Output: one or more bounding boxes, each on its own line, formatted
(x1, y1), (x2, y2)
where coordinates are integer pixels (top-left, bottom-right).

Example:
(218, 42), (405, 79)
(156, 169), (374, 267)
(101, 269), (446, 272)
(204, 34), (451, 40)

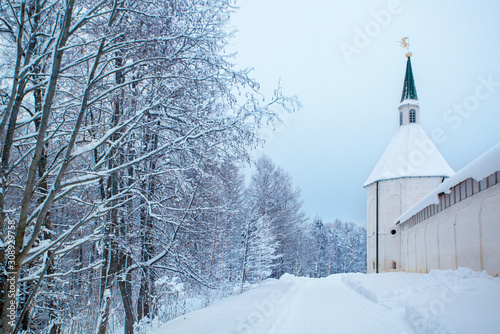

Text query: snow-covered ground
(151, 268), (500, 334)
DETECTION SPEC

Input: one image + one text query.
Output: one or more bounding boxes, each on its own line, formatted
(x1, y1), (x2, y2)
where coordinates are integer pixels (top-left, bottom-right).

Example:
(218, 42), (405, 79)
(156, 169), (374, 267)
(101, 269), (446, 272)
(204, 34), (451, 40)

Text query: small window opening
(399, 111), (403, 125)
(390, 229), (397, 236)
(409, 109), (416, 123)
(392, 261), (397, 270)
(373, 261), (375, 270)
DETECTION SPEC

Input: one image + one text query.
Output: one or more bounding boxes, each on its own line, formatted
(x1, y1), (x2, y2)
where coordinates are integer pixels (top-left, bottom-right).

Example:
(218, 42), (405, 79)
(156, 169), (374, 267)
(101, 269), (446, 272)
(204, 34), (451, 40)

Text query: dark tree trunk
(98, 50), (125, 334)
(137, 111), (158, 322)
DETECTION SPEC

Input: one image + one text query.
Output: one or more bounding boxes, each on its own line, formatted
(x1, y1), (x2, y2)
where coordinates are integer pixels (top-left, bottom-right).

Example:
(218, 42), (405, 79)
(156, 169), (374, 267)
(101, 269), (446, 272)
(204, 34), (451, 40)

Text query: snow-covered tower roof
(364, 53), (454, 187)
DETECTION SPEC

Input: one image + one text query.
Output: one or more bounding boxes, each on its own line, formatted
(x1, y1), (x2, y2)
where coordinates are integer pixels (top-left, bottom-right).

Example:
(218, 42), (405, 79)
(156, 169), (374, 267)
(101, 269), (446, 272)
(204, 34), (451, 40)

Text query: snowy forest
(0, 1), (365, 333)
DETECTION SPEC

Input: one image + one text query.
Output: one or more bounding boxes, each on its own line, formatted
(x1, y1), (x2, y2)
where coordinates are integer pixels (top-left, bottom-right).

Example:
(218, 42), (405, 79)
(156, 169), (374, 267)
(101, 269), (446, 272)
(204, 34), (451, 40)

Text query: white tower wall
(366, 177), (445, 273)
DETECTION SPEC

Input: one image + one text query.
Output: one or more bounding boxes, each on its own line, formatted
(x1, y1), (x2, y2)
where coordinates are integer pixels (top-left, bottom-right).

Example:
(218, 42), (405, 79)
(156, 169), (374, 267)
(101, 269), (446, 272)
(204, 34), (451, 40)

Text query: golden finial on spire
(398, 37), (412, 58)
(399, 37), (409, 49)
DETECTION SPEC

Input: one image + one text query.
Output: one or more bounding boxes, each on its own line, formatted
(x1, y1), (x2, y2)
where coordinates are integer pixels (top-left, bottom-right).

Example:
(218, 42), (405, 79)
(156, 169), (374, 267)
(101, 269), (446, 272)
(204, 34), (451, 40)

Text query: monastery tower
(364, 53), (454, 273)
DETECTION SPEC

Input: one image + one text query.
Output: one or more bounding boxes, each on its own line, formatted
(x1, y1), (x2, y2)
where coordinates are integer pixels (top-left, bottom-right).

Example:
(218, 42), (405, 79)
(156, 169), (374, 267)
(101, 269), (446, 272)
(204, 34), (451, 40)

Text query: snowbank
(342, 268), (500, 334)
(151, 275), (301, 334)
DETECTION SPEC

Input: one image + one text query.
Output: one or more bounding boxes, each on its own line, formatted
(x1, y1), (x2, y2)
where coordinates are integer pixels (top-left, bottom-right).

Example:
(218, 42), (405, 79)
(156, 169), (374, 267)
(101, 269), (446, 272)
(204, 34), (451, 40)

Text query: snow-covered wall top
(363, 124), (454, 187)
(396, 142), (500, 224)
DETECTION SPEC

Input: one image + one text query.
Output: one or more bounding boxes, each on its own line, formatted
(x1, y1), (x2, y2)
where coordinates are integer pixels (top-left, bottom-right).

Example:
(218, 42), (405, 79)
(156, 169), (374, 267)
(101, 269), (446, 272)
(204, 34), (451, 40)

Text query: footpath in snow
(152, 268), (500, 334)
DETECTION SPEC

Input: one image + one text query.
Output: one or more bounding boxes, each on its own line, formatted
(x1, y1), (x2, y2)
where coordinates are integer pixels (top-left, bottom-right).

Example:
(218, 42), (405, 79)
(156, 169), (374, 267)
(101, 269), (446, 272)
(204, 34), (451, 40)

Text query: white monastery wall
(400, 172), (500, 277)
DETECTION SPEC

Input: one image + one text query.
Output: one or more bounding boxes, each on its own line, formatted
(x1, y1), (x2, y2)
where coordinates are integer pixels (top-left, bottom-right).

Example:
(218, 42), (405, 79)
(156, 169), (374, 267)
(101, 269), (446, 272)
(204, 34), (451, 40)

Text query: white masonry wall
(366, 177), (444, 273)
(400, 179), (500, 277)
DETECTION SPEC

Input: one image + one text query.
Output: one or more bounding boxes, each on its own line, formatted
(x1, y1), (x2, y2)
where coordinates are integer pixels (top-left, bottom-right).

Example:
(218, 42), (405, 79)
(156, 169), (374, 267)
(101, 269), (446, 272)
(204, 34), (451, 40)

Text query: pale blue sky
(229, 0), (500, 225)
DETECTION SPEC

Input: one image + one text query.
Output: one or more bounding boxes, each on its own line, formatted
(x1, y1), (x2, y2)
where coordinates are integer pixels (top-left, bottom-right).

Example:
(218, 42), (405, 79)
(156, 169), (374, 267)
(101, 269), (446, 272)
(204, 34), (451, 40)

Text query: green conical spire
(400, 56), (418, 102)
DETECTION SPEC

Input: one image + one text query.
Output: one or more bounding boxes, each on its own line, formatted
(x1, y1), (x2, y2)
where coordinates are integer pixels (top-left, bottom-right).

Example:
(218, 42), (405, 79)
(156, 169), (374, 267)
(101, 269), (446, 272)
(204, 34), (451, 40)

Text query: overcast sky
(229, 0), (500, 225)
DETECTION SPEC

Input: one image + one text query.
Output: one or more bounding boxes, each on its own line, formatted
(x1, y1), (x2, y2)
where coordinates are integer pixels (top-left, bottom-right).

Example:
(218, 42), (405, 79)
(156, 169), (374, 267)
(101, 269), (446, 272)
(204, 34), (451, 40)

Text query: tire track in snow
(266, 278), (305, 332)
(267, 275), (414, 334)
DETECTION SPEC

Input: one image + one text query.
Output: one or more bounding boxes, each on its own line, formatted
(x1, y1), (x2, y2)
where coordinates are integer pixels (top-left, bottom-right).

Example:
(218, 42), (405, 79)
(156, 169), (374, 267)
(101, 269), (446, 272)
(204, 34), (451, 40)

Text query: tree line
(0, 1), (365, 333)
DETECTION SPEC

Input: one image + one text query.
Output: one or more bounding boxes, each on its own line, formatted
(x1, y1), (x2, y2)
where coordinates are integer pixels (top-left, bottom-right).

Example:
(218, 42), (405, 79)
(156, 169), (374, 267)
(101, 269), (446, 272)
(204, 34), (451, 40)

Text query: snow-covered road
(152, 269), (500, 334)
(267, 276), (412, 333)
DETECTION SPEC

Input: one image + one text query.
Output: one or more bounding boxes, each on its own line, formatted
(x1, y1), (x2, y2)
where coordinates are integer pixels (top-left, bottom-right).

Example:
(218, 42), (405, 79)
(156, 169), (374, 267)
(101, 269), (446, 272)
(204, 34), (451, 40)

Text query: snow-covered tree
(0, 1), (299, 332)
(240, 213), (280, 286)
(304, 219), (366, 277)
(243, 155), (305, 280)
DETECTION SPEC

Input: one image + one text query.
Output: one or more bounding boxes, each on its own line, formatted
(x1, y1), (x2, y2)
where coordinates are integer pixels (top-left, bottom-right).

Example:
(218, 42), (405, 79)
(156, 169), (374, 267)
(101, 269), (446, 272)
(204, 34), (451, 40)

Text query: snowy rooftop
(363, 123), (454, 187)
(396, 142), (500, 224)
(398, 99), (420, 108)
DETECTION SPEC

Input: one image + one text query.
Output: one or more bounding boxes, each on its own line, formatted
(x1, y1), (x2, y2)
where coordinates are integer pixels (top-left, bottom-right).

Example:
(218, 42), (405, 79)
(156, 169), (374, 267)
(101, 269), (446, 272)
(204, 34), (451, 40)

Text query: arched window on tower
(409, 109), (416, 123)
(399, 111), (403, 125)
